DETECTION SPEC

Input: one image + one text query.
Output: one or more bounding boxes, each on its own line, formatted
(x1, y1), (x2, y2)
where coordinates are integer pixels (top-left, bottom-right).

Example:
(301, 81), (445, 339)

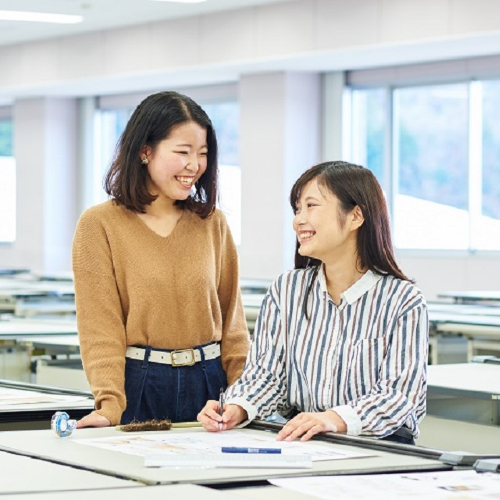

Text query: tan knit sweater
(72, 201), (250, 425)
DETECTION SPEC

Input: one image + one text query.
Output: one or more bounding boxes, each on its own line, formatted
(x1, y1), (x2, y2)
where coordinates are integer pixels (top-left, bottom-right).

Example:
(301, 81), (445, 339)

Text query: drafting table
(0, 450), (137, 494)
(0, 317), (80, 382)
(0, 268), (30, 276)
(0, 484), (314, 500)
(0, 484), (245, 500)
(240, 278), (272, 294)
(0, 379), (94, 430)
(437, 290), (500, 304)
(0, 317), (78, 339)
(426, 362), (500, 426)
(0, 276), (75, 316)
(418, 415), (500, 454)
(427, 303), (500, 363)
(0, 422), (450, 488)
(241, 293), (265, 332)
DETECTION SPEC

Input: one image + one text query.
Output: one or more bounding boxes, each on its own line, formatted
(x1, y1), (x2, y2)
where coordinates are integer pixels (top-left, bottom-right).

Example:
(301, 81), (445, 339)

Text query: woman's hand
(76, 411), (111, 429)
(197, 400), (247, 431)
(277, 410), (347, 442)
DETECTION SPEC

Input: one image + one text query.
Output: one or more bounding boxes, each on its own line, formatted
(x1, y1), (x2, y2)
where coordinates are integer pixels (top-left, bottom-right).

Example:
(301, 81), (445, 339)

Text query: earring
(141, 156), (149, 165)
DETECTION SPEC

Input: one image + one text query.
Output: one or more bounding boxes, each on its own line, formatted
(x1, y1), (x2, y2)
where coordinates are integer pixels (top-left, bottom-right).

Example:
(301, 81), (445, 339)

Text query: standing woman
(198, 161), (428, 444)
(73, 91), (249, 428)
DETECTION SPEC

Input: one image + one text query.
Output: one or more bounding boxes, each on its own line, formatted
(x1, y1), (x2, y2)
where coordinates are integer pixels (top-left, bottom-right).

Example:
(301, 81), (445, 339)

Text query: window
(348, 80), (500, 252)
(350, 88), (388, 188)
(201, 101), (240, 244)
(481, 80), (500, 250)
(0, 117), (15, 243)
(394, 84), (469, 250)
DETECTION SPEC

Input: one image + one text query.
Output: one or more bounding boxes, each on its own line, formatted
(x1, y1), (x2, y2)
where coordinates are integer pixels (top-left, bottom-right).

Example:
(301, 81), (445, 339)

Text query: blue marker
(221, 447), (282, 454)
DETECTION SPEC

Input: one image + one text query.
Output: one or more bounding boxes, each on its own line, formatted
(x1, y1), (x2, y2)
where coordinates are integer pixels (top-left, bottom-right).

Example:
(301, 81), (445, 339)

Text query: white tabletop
(0, 449), (136, 494)
(427, 363), (500, 395)
(0, 426), (447, 486)
(0, 483), (246, 500)
(0, 318), (77, 337)
(437, 291), (500, 303)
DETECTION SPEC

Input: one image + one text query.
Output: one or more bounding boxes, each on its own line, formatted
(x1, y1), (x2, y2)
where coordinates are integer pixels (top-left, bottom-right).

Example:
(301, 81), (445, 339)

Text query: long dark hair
(290, 161), (409, 281)
(104, 91), (218, 218)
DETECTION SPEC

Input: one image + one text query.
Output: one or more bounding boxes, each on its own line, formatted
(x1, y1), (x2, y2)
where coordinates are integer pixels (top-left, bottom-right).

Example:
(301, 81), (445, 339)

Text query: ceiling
(0, 0), (292, 46)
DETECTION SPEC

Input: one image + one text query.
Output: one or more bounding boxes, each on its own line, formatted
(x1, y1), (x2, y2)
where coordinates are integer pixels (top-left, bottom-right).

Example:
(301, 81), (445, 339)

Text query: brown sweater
(72, 201), (250, 425)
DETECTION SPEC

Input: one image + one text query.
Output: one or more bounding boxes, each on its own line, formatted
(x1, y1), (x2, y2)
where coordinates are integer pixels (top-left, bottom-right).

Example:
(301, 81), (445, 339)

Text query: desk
(0, 317), (78, 339)
(0, 424), (449, 487)
(418, 415), (500, 454)
(240, 278), (272, 294)
(0, 317), (79, 383)
(426, 363), (500, 425)
(0, 449), (137, 494)
(427, 303), (500, 363)
(241, 293), (265, 333)
(0, 379), (94, 430)
(437, 290), (500, 304)
(0, 277), (75, 316)
(0, 484), (241, 500)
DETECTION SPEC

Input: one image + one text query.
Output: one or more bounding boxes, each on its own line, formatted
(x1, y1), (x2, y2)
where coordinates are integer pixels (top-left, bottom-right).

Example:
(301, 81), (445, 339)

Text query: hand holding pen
(196, 393), (248, 432)
(218, 387), (224, 430)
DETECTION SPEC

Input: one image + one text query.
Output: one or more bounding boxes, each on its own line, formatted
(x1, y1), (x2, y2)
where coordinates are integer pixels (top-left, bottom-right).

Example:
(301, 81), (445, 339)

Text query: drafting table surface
(437, 291), (500, 303)
(0, 380), (93, 430)
(0, 426), (448, 486)
(426, 363), (500, 425)
(428, 363), (500, 396)
(0, 449), (136, 494)
(418, 415), (500, 454)
(17, 334), (80, 348)
(0, 483), (243, 500)
(0, 318), (78, 338)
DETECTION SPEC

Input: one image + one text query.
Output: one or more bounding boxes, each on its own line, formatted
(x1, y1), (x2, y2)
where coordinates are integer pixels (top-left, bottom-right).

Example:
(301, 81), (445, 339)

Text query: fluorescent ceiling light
(150, 1), (208, 3)
(0, 10), (83, 24)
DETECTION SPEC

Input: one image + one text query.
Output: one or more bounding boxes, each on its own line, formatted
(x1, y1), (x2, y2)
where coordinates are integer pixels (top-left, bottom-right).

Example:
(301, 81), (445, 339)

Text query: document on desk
(75, 430), (372, 462)
(0, 387), (90, 409)
(270, 470), (500, 499)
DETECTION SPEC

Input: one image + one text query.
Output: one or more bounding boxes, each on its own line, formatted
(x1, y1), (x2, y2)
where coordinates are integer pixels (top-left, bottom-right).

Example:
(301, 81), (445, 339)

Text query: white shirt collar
(317, 265), (383, 305)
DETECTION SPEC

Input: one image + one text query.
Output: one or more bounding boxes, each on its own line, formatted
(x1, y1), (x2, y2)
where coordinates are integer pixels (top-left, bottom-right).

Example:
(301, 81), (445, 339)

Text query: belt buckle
(171, 348), (196, 367)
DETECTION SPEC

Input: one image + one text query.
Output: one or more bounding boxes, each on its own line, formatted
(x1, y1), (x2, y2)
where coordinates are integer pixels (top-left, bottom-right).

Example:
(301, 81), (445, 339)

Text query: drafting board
(0, 424), (450, 486)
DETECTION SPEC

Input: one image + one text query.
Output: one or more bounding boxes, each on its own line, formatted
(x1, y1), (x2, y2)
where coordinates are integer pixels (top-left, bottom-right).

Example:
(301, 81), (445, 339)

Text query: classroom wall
(1, 0), (500, 299)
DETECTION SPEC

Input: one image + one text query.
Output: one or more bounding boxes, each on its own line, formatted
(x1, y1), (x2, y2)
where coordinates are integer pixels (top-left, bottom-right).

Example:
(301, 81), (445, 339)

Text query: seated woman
(197, 161), (428, 444)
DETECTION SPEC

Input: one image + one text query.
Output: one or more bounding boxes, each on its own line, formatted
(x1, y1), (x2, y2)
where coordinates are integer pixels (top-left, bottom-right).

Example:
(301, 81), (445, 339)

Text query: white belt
(125, 343), (220, 367)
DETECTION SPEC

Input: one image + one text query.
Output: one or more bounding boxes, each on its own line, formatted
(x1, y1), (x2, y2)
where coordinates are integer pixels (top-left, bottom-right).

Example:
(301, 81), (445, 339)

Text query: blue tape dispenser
(51, 411), (76, 438)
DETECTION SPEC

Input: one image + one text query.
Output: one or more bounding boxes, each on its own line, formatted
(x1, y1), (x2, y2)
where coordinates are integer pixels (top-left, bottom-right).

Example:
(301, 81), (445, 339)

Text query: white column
(322, 71), (346, 161)
(11, 97), (77, 273)
(239, 72), (321, 279)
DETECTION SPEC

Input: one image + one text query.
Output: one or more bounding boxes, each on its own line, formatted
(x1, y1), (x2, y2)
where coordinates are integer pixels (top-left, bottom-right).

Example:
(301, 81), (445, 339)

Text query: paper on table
(75, 429), (372, 461)
(270, 470), (500, 499)
(0, 387), (90, 409)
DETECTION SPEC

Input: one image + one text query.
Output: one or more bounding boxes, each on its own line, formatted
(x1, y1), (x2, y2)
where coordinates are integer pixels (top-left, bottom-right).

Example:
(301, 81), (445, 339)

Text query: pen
(218, 387), (224, 430)
(221, 447), (282, 454)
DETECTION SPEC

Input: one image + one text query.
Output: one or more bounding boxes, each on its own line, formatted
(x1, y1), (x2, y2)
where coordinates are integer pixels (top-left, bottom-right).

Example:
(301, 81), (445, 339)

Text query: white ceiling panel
(0, 0), (293, 46)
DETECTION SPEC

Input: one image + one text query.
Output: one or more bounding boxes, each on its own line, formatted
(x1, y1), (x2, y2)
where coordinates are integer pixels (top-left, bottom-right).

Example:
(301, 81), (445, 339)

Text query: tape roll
(51, 411), (76, 438)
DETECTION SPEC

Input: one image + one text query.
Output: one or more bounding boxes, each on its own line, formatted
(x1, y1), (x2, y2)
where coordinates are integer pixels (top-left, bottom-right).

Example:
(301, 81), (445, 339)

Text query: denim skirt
(120, 343), (227, 425)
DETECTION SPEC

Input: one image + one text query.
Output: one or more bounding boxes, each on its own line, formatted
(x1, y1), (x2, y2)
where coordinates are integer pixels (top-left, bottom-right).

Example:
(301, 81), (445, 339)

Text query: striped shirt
(226, 266), (428, 438)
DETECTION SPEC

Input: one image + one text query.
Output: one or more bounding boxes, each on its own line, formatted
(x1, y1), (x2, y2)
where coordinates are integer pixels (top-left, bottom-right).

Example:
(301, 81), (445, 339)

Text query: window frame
(346, 73), (500, 256)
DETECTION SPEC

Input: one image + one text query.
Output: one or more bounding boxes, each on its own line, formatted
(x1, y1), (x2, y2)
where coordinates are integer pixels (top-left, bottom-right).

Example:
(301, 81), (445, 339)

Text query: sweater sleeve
(216, 213), (250, 385)
(72, 209), (127, 425)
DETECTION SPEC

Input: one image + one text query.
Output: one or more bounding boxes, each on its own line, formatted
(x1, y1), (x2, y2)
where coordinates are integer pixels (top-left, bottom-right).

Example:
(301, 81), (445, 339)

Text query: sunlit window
(0, 118), (15, 243)
(350, 88), (387, 187)
(481, 80), (500, 250)
(349, 81), (500, 252)
(394, 84), (469, 250)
